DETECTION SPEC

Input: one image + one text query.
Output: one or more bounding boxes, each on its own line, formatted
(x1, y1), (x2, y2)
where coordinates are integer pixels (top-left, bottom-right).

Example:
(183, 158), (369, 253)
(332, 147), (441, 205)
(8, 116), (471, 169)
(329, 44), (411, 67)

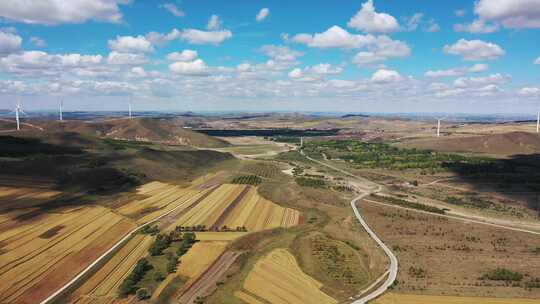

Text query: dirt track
(177, 251), (240, 304)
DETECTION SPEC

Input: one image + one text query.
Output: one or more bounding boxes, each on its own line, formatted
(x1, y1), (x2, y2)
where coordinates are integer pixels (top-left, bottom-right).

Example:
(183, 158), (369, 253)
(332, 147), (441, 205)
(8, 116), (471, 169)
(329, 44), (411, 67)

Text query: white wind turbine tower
(14, 99), (26, 131)
(128, 97), (132, 120)
(436, 117), (444, 137)
(59, 100), (63, 122)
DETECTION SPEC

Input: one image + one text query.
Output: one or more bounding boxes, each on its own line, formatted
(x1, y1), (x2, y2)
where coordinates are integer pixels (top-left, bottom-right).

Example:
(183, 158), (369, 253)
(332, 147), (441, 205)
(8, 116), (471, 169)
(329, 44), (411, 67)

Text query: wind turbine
(536, 111), (539, 134)
(128, 98), (132, 120)
(436, 118), (441, 137)
(59, 100), (63, 122)
(13, 99), (26, 131)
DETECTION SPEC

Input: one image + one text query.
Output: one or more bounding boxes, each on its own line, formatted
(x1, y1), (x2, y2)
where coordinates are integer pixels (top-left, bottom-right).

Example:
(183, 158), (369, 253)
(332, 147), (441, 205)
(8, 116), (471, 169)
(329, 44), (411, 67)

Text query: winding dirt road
(299, 150), (398, 304)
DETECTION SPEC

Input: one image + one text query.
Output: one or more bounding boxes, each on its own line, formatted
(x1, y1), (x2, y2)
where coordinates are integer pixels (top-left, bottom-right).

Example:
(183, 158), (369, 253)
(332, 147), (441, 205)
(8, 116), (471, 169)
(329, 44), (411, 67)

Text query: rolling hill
(0, 117), (229, 148)
(398, 131), (540, 156)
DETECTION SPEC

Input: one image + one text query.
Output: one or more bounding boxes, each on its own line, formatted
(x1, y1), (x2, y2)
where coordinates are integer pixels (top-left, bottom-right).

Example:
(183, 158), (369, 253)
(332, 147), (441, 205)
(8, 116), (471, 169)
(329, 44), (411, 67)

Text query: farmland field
(116, 181), (208, 224)
(0, 202), (135, 304)
(236, 248), (337, 304)
(169, 184), (300, 231)
(374, 293), (540, 304)
(70, 234), (154, 303)
(176, 241), (229, 279)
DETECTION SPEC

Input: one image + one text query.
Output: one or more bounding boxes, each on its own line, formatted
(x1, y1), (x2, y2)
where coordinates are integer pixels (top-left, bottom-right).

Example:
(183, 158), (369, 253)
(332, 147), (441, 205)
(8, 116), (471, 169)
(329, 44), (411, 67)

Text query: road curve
(299, 150), (398, 303)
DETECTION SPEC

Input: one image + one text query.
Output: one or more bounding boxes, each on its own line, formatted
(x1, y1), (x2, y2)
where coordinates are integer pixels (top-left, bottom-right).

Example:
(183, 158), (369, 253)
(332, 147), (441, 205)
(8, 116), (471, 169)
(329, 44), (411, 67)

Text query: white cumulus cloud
(371, 69), (402, 83)
(256, 8), (270, 22)
(108, 35), (154, 53)
(518, 87), (540, 96)
(207, 14), (222, 30)
(167, 50), (198, 62)
(161, 3), (185, 17)
(169, 59), (208, 75)
(180, 29), (232, 45)
(348, 0), (400, 33)
(0, 0), (129, 25)
(0, 31), (22, 55)
(425, 64), (489, 78)
(475, 0), (540, 29)
(443, 39), (505, 61)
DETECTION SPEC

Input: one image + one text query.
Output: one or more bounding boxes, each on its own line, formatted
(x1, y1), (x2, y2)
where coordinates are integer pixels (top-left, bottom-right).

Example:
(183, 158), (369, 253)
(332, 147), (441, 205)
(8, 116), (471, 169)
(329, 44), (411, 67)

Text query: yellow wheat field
(170, 184), (300, 232)
(0, 186), (61, 212)
(176, 241), (229, 279)
(194, 232), (248, 241)
(235, 291), (266, 304)
(239, 248), (337, 304)
(0, 204), (135, 304)
(374, 293), (540, 304)
(72, 234), (153, 301)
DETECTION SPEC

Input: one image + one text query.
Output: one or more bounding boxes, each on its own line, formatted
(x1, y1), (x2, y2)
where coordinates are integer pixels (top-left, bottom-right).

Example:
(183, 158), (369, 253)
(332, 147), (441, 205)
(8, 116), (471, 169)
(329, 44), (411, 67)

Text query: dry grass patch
(374, 293), (540, 304)
(360, 202), (540, 298)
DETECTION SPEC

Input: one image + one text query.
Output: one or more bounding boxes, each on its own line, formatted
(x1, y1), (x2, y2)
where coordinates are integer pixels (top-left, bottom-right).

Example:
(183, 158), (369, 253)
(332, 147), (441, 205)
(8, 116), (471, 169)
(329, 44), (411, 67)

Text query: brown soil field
(237, 248), (337, 304)
(359, 201), (540, 298)
(374, 293), (540, 304)
(398, 131), (540, 156)
(0, 204), (135, 304)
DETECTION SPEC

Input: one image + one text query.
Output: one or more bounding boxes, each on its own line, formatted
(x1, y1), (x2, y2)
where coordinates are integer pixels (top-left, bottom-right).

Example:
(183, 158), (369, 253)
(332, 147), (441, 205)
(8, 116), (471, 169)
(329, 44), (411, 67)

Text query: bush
(481, 268), (523, 282)
(136, 288), (149, 300)
(295, 177), (327, 188)
(149, 233), (172, 256)
(154, 272), (165, 282)
(231, 175), (262, 186)
(118, 258), (152, 296)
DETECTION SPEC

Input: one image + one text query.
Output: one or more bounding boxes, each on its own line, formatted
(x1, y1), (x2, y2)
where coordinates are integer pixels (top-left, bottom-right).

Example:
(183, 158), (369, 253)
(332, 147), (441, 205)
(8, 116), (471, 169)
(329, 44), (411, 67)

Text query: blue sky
(0, 0), (539, 114)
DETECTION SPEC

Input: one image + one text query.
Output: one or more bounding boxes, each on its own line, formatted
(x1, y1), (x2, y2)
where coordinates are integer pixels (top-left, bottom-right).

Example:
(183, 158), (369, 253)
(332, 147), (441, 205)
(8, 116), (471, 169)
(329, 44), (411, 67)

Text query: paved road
(299, 150), (398, 304)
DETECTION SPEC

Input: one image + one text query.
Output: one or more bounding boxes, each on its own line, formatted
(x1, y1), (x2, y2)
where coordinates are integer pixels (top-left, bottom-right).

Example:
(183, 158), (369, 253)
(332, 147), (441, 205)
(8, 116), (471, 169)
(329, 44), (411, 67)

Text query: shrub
(136, 288), (149, 300)
(118, 258), (152, 296)
(231, 175), (262, 186)
(481, 268), (523, 282)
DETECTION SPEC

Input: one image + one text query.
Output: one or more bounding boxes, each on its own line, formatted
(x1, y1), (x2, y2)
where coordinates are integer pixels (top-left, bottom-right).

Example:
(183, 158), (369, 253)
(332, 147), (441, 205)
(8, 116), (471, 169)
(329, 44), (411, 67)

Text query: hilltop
(0, 117), (229, 148)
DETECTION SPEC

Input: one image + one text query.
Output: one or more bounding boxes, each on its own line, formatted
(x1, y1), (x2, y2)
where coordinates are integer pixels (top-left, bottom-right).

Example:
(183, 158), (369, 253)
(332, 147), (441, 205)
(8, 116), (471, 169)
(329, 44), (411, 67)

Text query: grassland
(292, 231), (373, 298)
(374, 293), (540, 304)
(359, 202), (540, 298)
(236, 248), (338, 304)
